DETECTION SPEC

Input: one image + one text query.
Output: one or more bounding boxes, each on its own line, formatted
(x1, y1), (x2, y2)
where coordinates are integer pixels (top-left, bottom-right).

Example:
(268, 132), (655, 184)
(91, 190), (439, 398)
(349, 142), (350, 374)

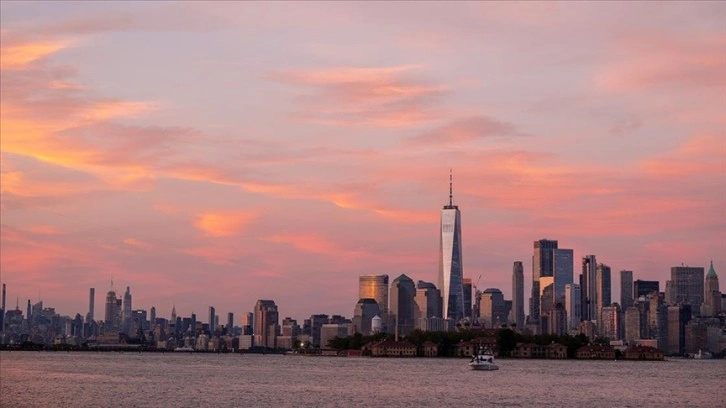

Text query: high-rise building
(565, 283), (581, 333)
(623, 306), (640, 343)
(390, 274), (416, 337)
(596, 263), (612, 325)
(620, 270), (634, 310)
(353, 299), (380, 335)
(462, 278), (472, 319)
(104, 287), (118, 331)
(209, 306), (216, 335)
(253, 300), (279, 348)
(531, 239), (559, 323)
(512, 261), (525, 329)
(439, 172), (464, 321)
(671, 266), (705, 308)
(553, 249), (574, 304)
(601, 304), (621, 340)
(414, 281), (441, 320)
(359, 275), (389, 330)
(2, 283), (6, 313)
(581, 255), (597, 321)
(704, 261), (721, 316)
(634, 280), (660, 299)
(479, 288), (507, 329)
(667, 304), (692, 355)
(122, 286), (132, 335)
(227, 312), (234, 334)
(87, 288), (95, 323)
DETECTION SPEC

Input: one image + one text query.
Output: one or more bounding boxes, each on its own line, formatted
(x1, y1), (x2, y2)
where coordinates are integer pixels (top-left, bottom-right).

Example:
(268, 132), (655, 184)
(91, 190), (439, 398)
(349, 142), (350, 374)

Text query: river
(1, 351), (724, 407)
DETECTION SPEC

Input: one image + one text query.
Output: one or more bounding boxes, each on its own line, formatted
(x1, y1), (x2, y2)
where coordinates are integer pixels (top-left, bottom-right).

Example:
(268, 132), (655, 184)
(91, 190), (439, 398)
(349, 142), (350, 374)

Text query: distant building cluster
(2, 177), (724, 356)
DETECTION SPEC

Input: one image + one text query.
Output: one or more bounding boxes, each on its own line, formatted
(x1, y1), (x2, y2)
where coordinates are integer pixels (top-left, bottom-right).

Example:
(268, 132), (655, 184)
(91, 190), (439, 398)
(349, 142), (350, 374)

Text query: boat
(469, 346), (499, 371)
(174, 346), (194, 352)
(693, 349), (712, 359)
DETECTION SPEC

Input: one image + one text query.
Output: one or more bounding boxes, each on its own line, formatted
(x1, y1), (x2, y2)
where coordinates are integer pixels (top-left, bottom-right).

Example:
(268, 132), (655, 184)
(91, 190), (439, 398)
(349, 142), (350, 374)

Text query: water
(1, 351), (725, 407)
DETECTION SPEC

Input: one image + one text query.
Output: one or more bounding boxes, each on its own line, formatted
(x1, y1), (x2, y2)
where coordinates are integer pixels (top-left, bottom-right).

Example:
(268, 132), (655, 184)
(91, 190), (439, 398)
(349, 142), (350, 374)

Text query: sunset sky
(1, 2), (724, 324)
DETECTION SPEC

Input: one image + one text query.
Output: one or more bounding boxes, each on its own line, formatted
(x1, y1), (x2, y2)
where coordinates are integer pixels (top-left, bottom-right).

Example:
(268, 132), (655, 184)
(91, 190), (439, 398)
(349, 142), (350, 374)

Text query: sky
(1, 1), (724, 324)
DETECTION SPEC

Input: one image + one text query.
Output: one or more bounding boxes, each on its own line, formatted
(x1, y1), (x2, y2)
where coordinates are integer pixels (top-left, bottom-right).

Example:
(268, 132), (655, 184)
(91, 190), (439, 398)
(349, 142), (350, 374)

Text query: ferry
(469, 346), (499, 371)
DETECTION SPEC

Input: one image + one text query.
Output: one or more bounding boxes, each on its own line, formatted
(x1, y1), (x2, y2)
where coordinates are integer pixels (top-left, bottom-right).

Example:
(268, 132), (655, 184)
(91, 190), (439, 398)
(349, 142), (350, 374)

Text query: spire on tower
(449, 168), (453, 206)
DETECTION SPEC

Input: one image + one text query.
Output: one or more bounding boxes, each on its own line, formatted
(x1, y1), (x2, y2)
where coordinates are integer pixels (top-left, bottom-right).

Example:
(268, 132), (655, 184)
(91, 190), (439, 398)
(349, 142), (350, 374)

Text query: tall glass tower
(439, 171), (464, 321)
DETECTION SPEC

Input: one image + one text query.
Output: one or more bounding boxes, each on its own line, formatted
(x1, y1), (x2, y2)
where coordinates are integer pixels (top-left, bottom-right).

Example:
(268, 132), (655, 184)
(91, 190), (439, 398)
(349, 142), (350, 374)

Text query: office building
(352, 298), (380, 335)
(531, 239), (559, 323)
(565, 283), (581, 333)
(390, 274), (416, 337)
(671, 266), (705, 307)
(512, 261), (525, 329)
(634, 280), (660, 299)
(439, 171), (464, 321)
(601, 304), (620, 340)
(463, 278), (472, 318)
(620, 270), (633, 309)
(581, 255), (597, 321)
(104, 287), (119, 331)
(623, 306), (640, 343)
(209, 306), (216, 335)
(596, 263), (612, 325)
(704, 261), (721, 316)
(414, 280), (441, 320)
(253, 300), (278, 348)
(87, 288), (95, 323)
(479, 288), (507, 329)
(359, 275), (389, 331)
(667, 304), (692, 355)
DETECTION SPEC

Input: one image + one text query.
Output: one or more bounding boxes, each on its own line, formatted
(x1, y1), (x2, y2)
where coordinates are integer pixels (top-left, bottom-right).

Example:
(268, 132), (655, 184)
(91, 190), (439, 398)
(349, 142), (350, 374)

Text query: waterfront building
(581, 255), (597, 322)
(439, 172), (464, 321)
(634, 280), (659, 298)
(209, 306), (216, 335)
(620, 271), (634, 310)
(87, 288), (95, 324)
(531, 239), (559, 324)
(414, 280), (442, 322)
(253, 300), (279, 348)
(479, 288), (507, 329)
(565, 283), (581, 333)
(309, 314), (328, 347)
(601, 304), (621, 340)
(512, 261), (525, 329)
(104, 287), (119, 332)
(596, 263), (612, 326)
(359, 275), (389, 331)
(667, 304), (692, 355)
(352, 298), (380, 335)
(390, 274), (416, 337)
(703, 261), (721, 316)
(671, 266), (705, 308)
(623, 307), (640, 343)
(463, 278), (472, 318)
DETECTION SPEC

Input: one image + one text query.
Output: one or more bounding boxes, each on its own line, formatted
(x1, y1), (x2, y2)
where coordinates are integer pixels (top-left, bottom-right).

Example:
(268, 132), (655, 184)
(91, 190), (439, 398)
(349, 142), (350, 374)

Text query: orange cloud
(123, 238), (151, 249)
(0, 40), (72, 69)
(194, 210), (258, 237)
(269, 65), (447, 127)
(641, 134), (724, 177)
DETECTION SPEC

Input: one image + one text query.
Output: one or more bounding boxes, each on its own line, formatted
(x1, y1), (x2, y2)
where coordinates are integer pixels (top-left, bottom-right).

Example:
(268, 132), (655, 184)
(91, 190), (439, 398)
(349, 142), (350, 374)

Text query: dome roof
(707, 260), (718, 279)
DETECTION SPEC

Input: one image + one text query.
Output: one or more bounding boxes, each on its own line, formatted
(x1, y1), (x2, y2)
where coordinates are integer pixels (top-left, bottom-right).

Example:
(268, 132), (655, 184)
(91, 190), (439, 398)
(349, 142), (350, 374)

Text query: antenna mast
(449, 168), (453, 206)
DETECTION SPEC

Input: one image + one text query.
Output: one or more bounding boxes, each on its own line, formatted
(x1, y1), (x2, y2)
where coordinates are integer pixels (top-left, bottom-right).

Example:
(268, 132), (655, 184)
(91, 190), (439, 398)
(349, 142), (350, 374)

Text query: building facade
(512, 261), (525, 329)
(439, 174), (464, 321)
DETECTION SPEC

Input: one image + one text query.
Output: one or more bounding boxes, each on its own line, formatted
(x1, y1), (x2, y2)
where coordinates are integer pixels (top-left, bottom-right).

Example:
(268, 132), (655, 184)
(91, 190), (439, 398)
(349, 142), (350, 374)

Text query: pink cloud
(194, 210), (258, 237)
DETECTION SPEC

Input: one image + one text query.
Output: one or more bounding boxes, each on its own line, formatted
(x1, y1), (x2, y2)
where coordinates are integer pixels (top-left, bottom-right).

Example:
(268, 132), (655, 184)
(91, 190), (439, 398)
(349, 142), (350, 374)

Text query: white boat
(693, 349), (712, 359)
(469, 347), (499, 371)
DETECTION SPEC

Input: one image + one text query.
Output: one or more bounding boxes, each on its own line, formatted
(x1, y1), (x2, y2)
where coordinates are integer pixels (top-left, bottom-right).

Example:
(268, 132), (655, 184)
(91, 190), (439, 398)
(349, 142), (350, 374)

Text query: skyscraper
(704, 261), (721, 316)
(390, 274), (416, 337)
(439, 172), (464, 321)
(511, 261), (524, 329)
(353, 299), (380, 335)
(253, 300), (278, 348)
(104, 287), (118, 331)
(414, 280), (442, 321)
(620, 270), (634, 310)
(634, 280), (660, 298)
(479, 288), (506, 329)
(581, 255), (597, 321)
(553, 249), (574, 304)
(462, 278), (472, 318)
(531, 239), (559, 323)
(359, 275), (389, 330)
(87, 288), (95, 323)
(209, 306), (216, 335)
(671, 266), (705, 307)
(565, 283), (581, 333)
(123, 286), (132, 335)
(596, 263), (612, 326)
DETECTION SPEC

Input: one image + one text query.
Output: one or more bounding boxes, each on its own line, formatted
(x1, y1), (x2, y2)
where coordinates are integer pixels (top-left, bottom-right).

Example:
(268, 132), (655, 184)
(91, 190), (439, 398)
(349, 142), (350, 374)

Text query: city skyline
(1, 2), (724, 322)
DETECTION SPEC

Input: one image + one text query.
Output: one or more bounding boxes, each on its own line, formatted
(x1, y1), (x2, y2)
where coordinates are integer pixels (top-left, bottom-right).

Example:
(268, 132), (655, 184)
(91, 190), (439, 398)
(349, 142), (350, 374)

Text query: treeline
(327, 329), (593, 358)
